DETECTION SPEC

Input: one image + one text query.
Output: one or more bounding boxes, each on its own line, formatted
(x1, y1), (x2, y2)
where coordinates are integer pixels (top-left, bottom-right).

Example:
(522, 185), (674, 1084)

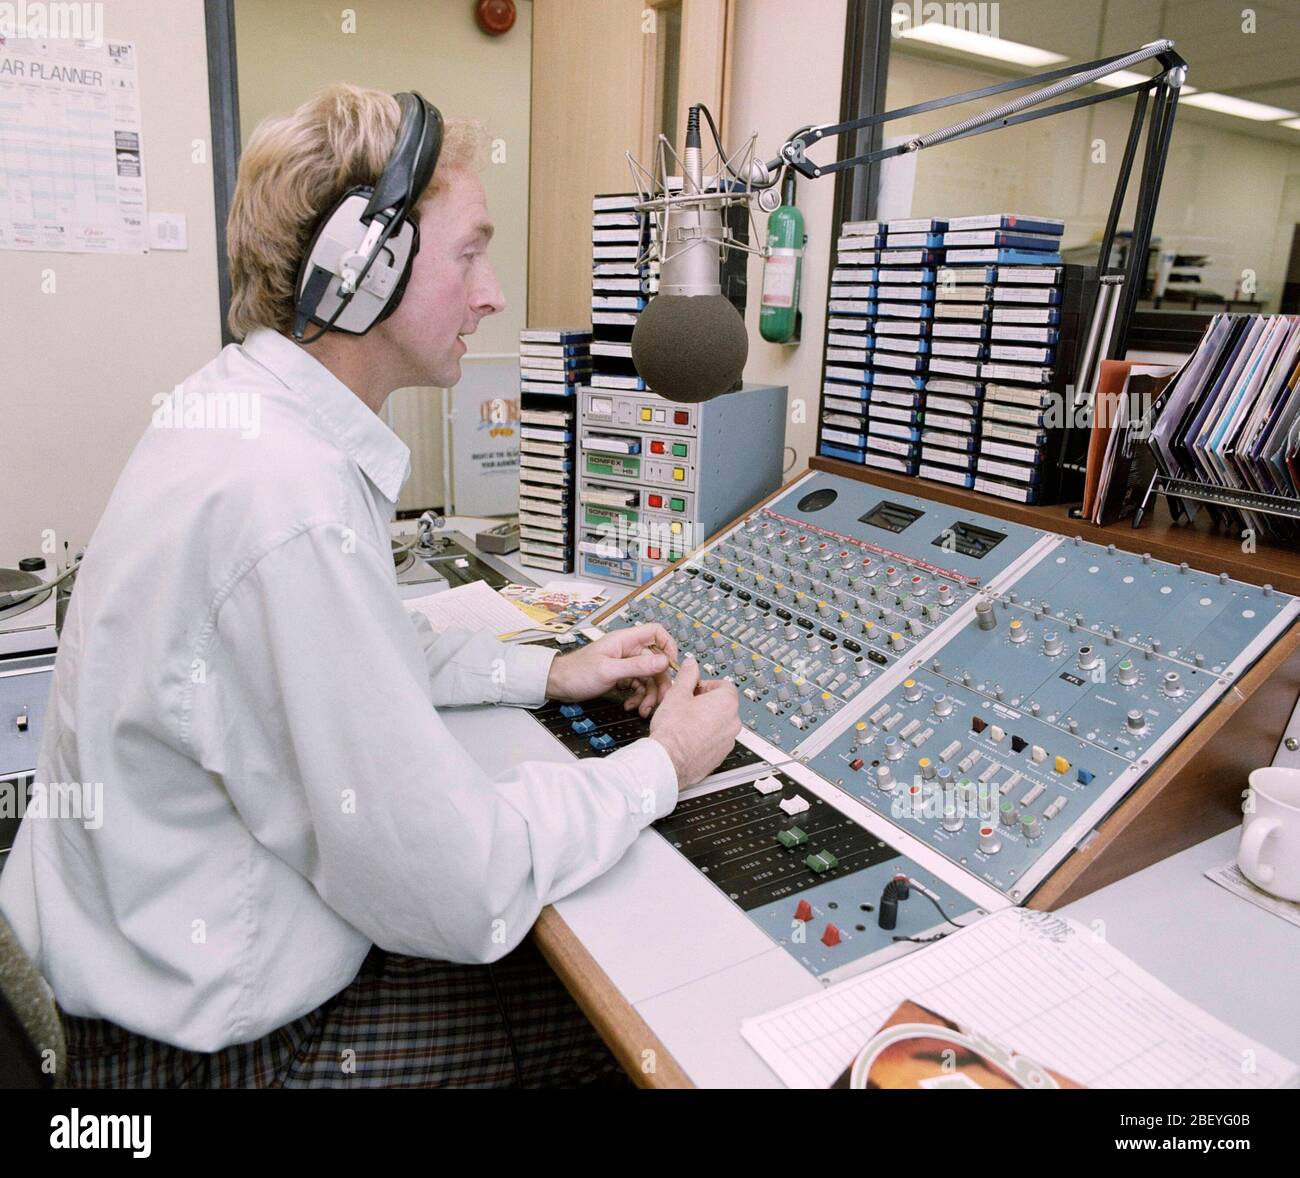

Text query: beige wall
(234, 0), (532, 357)
(2, 0), (221, 565)
(728, 0), (848, 474)
(234, 0), (533, 510)
(887, 51), (1300, 311)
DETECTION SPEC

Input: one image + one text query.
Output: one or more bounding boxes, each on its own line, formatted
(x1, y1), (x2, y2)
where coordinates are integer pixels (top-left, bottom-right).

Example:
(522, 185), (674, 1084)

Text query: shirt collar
(240, 328), (412, 504)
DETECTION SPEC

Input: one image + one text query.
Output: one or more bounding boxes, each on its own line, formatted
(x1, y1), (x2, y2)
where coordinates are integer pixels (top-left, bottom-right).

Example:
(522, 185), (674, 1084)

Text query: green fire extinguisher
(759, 172), (804, 344)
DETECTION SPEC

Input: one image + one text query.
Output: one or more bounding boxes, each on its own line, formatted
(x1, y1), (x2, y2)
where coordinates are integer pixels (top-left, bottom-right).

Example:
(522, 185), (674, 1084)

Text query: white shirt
(0, 328), (677, 1052)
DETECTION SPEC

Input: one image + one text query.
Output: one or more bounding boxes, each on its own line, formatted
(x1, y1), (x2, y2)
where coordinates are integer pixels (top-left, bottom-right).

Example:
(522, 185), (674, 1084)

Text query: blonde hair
(226, 83), (487, 340)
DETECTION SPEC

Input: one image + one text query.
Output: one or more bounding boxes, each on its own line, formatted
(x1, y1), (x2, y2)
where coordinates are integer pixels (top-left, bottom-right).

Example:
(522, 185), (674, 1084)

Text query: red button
(647, 546), (660, 560)
(794, 900), (813, 922)
(849, 758), (864, 771)
(674, 410), (689, 424)
(648, 494), (662, 508)
(650, 440), (665, 454)
(821, 923), (842, 947)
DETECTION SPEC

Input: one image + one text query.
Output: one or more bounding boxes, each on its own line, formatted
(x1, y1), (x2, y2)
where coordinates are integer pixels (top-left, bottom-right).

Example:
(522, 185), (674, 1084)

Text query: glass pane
(883, 0), (1300, 314)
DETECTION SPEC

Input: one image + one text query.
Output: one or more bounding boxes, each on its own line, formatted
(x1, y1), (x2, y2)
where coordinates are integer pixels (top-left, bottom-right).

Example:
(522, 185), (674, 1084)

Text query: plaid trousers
(60, 939), (628, 1089)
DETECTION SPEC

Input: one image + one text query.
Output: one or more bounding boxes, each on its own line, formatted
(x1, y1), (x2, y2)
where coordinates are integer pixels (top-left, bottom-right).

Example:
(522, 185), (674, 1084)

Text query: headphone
(292, 91), (444, 343)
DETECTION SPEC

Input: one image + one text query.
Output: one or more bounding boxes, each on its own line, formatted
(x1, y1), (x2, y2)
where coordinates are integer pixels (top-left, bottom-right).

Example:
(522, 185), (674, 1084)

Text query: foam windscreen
(631, 294), (749, 403)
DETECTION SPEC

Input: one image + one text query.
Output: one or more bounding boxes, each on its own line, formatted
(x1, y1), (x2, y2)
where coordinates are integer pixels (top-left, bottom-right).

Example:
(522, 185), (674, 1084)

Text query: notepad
(741, 907), (1299, 1089)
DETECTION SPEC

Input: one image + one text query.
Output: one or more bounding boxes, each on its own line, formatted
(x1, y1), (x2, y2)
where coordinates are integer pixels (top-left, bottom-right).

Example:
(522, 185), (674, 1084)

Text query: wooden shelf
(810, 455), (1300, 596)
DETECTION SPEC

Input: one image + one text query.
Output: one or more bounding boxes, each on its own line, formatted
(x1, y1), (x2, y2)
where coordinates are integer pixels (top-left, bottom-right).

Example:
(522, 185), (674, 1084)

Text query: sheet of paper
(0, 38), (147, 253)
(403, 579), (535, 637)
(540, 579), (608, 599)
(741, 907), (1298, 1090)
(1205, 861), (1300, 930)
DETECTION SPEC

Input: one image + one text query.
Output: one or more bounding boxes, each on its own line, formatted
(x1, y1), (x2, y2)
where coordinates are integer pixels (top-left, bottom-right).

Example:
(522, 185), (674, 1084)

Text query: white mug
(1238, 767), (1300, 902)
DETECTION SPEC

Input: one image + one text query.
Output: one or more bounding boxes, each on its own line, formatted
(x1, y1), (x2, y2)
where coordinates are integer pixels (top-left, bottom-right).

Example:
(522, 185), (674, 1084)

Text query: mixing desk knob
(1078, 645), (1098, 671)
(975, 600), (996, 630)
(817, 601), (832, 618)
(1000, 800), (1018, 827)
(862, 620), (877, 640)
(885, 566), (903, 587)
(797, 536), (813, 553)
(943, 806), (963, 833)
(784, 625), (800, 641)
(1162, 671), (1184, 697)
(799, 700), (814, 716)
(777, 685), (792, 702)
(805, 637), (823, 655)
(962, 671), (973, 686)
(979, 826), (1001, 854)
(933, 693), (953, 716)
(1116, 658), (1138, 685)
(907, 618), (923, 636)
(1126, 708), (1146, 731)
(798, 679), (817, 697)
(833, 588), (849, 605)
(743, 605), (760, 621)
(884, 737), (905, 761)
(1042, 631), (1063, 657)
(1008, 618), (1028, 643)
(920, 758), (936, 779)
(703, 553), (719, 568)
(936, 584), (954, 606)
(903, 679), (923, 702)
(875, 765), (895, 792)
(909, 575), (927, 595)
(1194, 652), (1205, 668)
(763, 615), (780, 631)
(1021, 814), (1041, 840)
(773, 666), (786, 682)
(994, 685), (1005, 701)
(830, 648), (847, 665)
(1066, 718), (1078, 734)
(890, 632), (906, 651)
(712, 632), (726, 648)
(854, 657), (872, 678)
(850, 576), (868, 592)
(826, 567), (842, 583)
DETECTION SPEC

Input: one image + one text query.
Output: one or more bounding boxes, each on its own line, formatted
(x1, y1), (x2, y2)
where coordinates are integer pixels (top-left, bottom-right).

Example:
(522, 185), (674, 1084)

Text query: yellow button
(640, 407), (652, 421)
(918, 757), (930, 768)
(863, 621), (876, 631)
(1054, 755), (1071, 774)
(855, 721), (867, 731)
(731, 642), (740, 651)
(670, 521), (682, 534)
(774, 665), (784, 674)
(840, 611), (850, 621)
(891, 632), (902, 641)
(751, 653), (761, 663)
(1010, 619), (1022, 630)
(904, 678), (915, 688)
(673, 467), (685, 481)
(821, 691), (832, 702)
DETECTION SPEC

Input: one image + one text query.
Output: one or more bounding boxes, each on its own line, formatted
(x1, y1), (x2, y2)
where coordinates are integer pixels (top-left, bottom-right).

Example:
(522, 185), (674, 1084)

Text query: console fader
(527, 471), (1299, 981)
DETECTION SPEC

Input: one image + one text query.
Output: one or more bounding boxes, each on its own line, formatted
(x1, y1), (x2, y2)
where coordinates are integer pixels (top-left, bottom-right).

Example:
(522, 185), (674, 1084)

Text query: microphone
(631, 108), (749, 404)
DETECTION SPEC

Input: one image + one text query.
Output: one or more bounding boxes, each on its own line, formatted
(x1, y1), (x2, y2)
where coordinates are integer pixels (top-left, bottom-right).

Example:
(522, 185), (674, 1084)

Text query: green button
(668, 549), (682, 562)
(671, 442), (688, 457)
(669, 497), (685, 512)
(804, 849), (839, 873)
(776, 826), (808, 848)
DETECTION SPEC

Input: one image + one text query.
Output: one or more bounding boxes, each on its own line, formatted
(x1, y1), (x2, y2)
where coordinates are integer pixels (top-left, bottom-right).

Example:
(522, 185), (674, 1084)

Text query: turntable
(0, 558), (57, 659)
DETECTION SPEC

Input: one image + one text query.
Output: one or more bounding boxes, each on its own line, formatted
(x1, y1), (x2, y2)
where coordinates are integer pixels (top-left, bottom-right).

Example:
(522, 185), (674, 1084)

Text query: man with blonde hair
(0, 83), (739, 1087)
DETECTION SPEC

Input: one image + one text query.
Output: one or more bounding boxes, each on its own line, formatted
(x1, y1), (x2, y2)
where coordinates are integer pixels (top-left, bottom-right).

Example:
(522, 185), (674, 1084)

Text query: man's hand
(649, 656), (741, 788)
(544, 624), (678, 714)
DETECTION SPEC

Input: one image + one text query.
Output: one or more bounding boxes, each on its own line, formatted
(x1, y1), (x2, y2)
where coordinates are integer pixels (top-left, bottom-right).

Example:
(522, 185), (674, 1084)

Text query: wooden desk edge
(531, 907), (694, 1089)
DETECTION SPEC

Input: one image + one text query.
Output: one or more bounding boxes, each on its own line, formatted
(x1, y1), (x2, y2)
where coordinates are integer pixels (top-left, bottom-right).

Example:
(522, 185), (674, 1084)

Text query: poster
(448, 355), (521, 516)
(0, 37), (147, 253)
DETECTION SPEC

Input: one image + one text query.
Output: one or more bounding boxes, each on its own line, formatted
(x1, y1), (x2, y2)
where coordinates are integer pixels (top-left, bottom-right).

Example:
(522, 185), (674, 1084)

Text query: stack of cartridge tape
(820, 217), (943, 475)
(928, 214), (1065, 503)
(590, 191), (654, 394)
(517, 327), (591, 572)
(822, 212), (1093, 506)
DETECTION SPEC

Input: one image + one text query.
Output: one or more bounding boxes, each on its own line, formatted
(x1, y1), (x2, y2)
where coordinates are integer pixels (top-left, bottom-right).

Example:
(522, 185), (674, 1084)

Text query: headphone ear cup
(373, 219), (421, 327)
(294, 190), (417, 337)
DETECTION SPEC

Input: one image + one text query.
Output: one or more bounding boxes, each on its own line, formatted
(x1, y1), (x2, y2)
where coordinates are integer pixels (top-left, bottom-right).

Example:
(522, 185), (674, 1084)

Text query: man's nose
(476, 260), (506, 317)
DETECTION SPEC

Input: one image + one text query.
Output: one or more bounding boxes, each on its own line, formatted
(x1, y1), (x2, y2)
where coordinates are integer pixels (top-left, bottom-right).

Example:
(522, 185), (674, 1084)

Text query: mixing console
(522, 471), (1300, 977)
(530, 695), (761, 774)
(656, 772), (977, 976)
